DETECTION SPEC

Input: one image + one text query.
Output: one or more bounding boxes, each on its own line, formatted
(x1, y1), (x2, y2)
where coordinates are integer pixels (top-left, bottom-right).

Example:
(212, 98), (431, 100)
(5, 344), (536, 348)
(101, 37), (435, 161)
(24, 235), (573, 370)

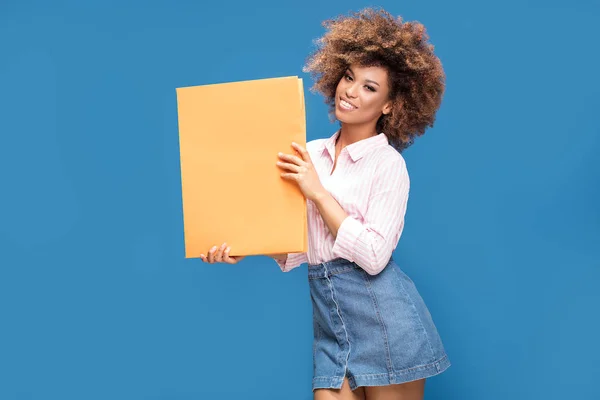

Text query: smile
(339, 98), (357, 110)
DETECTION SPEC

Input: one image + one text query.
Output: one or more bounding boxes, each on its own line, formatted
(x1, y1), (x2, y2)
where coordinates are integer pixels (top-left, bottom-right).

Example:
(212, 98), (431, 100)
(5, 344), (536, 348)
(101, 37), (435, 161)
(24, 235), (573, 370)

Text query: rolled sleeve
(330, 216), (364, 260)
(332, 158), (410, 275)
(275, 252), (307, 272)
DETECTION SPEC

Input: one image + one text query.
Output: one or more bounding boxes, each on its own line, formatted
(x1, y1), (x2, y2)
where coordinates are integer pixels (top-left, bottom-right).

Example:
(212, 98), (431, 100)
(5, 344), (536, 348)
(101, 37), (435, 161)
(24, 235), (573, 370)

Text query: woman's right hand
(200, 242), (245, 264)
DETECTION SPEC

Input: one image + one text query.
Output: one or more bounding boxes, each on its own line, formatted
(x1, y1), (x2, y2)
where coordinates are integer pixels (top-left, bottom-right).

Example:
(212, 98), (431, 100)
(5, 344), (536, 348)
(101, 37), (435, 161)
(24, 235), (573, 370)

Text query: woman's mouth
(339, 98), (357, 110)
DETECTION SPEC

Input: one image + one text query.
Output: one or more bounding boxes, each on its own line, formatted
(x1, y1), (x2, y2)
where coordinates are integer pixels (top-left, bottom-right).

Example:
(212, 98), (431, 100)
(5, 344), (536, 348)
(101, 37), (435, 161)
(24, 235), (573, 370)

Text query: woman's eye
(365, 85), (375, 92)
(345, 74), (353, 81)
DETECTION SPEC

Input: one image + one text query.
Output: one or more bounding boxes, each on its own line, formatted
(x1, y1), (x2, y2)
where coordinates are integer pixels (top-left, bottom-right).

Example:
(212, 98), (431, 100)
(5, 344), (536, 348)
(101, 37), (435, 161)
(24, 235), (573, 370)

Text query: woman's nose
(346, 83), (358, 98)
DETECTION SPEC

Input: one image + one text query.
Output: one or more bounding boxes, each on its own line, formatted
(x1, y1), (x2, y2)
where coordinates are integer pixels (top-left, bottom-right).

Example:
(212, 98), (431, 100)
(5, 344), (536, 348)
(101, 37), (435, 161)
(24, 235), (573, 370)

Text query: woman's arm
(312, 192), (348, 239)
(200, 246), (306, 270)
(314, 158), (410, 275)
(275, 142), (408, 275)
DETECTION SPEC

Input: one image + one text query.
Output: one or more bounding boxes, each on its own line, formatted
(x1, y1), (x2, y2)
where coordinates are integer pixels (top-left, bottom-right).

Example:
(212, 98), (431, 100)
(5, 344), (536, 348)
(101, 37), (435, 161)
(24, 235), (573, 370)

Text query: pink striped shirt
(276, 130), (410, 275)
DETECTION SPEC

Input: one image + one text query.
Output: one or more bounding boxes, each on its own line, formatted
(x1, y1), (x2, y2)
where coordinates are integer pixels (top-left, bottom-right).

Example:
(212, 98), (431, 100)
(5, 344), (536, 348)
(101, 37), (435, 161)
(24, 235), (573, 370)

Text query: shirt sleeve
(331, 157), (410, 275)
(275, 252), (308, 272)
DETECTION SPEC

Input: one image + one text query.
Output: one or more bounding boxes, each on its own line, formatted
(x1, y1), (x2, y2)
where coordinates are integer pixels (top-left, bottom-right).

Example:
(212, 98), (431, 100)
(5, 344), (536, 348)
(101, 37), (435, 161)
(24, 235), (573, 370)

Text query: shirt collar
(321, 130), (389, 162)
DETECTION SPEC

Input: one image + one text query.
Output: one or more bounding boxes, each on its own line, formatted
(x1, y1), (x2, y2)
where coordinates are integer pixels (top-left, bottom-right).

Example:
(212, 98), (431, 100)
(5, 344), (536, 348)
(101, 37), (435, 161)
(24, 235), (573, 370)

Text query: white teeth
(340, 100), (355, 110)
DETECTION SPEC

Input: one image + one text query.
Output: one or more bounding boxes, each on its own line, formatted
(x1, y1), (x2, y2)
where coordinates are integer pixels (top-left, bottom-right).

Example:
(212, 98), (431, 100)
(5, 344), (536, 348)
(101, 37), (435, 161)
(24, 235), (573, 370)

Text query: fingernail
(226, 247), (230, 252)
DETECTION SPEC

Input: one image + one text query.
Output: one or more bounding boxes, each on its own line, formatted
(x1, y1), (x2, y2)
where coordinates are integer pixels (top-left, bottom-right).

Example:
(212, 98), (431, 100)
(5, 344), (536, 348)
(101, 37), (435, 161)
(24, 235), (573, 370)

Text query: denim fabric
(308, 256), (450, 391)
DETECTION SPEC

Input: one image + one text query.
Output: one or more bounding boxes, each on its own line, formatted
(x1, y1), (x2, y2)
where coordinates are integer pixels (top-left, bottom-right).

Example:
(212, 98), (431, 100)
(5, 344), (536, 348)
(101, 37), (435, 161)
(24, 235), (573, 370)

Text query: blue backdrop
(1, 0), (599, 399)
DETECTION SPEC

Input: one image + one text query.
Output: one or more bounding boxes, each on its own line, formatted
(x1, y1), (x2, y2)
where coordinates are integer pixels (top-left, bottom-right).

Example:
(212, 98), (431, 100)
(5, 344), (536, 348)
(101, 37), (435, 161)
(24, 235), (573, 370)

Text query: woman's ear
(382, 101), (393, 115)
(383, 99), (402, 115)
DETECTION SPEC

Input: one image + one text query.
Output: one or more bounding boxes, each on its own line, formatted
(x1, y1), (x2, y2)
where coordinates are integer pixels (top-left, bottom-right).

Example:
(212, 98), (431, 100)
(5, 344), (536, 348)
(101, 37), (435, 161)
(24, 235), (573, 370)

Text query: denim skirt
(308, 256), (450, 391)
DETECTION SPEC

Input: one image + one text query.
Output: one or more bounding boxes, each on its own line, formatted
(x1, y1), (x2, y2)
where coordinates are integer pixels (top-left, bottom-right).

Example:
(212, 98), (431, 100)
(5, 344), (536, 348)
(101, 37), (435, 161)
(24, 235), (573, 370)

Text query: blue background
(1, 0), (599, 399)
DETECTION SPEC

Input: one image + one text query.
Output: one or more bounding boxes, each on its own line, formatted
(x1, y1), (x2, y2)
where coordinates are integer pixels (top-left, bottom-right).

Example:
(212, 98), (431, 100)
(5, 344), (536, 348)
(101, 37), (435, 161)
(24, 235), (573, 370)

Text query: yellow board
(176, 76), (308, 258)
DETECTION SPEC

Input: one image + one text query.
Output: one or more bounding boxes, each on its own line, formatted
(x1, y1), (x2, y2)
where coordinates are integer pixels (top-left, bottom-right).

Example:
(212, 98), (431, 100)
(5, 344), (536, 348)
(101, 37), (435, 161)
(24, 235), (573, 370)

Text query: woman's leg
(314, 378), (365, 400)
(363, 378), (425, 400)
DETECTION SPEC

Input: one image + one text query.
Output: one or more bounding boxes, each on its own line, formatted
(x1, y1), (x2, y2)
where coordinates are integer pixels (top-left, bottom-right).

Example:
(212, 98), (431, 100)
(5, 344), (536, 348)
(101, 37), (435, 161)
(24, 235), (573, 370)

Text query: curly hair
(303, 8), (446, 152)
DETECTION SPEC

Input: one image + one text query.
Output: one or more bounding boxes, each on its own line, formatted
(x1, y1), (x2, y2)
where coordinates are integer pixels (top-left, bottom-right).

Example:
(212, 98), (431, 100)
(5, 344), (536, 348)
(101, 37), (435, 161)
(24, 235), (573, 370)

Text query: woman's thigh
(364, 378), (425, 400)
(314, 378), (365, 400)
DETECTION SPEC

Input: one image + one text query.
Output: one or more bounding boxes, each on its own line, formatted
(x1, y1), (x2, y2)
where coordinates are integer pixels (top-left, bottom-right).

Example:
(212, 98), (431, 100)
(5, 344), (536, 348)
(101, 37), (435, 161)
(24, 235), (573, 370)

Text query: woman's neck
(337, 122), (379, 149)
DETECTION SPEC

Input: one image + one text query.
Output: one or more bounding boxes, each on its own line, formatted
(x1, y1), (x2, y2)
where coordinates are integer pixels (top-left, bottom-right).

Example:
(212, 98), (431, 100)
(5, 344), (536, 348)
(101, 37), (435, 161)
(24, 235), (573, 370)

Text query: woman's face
(334, 64), (392, 127)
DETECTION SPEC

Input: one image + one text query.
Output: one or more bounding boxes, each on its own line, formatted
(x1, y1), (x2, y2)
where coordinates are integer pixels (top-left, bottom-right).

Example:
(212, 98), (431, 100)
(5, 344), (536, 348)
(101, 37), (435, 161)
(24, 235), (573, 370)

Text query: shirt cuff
(275, 252), (307, 272)
(331, 216), (364, 262)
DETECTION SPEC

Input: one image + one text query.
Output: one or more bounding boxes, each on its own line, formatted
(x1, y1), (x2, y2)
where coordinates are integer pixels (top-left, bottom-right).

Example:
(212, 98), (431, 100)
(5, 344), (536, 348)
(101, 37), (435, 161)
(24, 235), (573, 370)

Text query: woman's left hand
(277, 142), (326, 202)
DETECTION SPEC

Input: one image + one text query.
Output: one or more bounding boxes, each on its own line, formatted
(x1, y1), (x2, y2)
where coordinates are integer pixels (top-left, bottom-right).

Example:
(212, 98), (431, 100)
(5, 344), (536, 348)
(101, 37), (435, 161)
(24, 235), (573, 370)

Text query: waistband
(307, 256), (393, 279)
(308, 257), (356, 278)
(308, 257), (393, 279)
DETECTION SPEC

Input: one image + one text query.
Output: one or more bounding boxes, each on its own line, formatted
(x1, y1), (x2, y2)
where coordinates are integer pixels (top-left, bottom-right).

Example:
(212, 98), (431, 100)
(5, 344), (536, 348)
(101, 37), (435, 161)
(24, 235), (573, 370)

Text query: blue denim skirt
(308, 256), (450, 391)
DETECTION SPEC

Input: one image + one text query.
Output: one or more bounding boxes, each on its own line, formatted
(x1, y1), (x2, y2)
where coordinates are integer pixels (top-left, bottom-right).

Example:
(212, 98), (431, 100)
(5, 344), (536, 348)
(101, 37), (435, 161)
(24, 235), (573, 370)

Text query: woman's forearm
(265, 191), (347, 261)
(313, 191), (348, 239)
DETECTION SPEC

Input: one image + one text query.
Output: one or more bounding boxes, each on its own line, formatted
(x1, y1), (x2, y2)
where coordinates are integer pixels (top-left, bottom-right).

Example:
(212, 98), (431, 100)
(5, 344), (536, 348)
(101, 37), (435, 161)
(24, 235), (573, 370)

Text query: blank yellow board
(176, 76), (308, 258)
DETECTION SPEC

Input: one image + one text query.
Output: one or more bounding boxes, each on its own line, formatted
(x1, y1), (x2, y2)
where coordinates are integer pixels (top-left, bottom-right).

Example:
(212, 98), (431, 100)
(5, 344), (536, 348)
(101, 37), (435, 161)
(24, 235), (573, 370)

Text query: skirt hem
(312, 354), (451, 391)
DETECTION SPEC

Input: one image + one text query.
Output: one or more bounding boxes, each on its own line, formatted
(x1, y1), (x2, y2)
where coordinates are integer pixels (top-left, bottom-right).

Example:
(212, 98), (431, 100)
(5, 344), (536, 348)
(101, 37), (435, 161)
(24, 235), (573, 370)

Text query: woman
(200, 8), (450, 400)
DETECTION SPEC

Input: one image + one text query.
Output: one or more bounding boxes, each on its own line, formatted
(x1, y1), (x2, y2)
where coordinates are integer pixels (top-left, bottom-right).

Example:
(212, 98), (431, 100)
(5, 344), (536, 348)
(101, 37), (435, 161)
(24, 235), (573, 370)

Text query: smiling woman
(304, 8), (446, 152)
(200, 7), (450, 400)
(334, 66), (393, 129)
